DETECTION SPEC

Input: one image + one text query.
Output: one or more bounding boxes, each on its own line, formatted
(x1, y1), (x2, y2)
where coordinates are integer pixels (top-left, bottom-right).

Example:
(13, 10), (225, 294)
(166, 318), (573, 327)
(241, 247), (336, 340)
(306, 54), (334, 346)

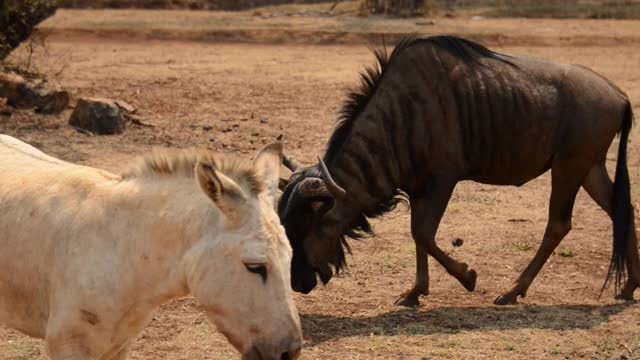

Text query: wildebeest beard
(279, 174), (408, 289)
(319, 194), (408, 281)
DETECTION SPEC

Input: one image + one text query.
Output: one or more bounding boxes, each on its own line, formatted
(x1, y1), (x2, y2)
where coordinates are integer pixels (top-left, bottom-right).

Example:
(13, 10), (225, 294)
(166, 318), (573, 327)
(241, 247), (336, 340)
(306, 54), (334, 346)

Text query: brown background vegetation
(0, 1), (639, 359)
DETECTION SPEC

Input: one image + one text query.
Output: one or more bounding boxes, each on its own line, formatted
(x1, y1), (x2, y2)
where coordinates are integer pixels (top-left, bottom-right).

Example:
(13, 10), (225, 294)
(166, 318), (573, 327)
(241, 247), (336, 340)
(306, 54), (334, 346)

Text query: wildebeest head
(277, 155), (363, 294)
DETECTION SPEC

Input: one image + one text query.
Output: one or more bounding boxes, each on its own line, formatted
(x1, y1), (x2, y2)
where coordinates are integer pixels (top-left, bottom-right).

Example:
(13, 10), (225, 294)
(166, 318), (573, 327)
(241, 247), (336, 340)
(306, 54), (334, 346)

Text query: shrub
(0, 0), (57, 60)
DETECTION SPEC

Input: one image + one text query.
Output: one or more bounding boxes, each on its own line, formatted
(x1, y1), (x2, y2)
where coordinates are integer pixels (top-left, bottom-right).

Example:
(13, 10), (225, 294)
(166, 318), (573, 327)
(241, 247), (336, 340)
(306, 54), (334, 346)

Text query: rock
(114, 99), (135, 113)
(0, 72), (69, 114)
(0, 73), (24, 100)
(0, 98), (11, 116)
(260, 117), (269, 124)
(36, 91), (70, 115)
(68, 97), (125, 135)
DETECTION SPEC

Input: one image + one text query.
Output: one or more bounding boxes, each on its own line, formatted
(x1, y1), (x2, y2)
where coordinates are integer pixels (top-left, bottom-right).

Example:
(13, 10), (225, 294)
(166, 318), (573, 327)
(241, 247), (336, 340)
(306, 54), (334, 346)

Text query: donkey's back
(0, 134), (118, 180)
(0, 135), (121, 338)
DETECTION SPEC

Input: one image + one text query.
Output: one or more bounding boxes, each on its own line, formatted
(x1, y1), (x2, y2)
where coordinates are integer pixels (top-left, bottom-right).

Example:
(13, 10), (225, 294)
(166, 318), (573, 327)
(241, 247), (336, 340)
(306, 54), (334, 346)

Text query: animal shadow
(301, 302), (633, 343)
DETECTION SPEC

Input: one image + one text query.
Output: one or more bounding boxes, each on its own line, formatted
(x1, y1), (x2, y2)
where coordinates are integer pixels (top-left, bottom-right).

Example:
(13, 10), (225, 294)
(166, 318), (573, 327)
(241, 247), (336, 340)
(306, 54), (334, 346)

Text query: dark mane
(324, 35), (510, 272)
(324, 35), (511, 165)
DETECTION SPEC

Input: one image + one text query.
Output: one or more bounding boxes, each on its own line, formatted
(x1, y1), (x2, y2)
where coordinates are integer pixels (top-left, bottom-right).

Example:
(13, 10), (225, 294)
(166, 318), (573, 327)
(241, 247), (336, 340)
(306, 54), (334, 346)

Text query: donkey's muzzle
(242, 340), (302, 360)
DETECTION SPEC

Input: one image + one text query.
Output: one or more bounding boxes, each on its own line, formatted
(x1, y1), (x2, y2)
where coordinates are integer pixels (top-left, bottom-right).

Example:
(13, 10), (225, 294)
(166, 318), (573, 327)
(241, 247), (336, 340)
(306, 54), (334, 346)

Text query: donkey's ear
(254, 143), (283, 201)
(195, 161), (246, 205)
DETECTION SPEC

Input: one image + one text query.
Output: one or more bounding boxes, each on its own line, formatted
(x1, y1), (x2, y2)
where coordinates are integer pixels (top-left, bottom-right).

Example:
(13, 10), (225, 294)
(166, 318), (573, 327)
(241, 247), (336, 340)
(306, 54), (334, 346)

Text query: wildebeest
(278, 35), (639, 306)
(0, 135), (301, 360)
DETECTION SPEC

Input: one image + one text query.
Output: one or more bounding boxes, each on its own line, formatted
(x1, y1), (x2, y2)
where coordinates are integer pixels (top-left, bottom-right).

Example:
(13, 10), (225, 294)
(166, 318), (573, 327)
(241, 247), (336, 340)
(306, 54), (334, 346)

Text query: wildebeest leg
(582, 162), (640, 299)
(620, 209), (640, 299)
(495, 159), (586, 305)
(394, 230), (430, 307)
(617, 206), (640, 299)
(395, 177), (477, 307)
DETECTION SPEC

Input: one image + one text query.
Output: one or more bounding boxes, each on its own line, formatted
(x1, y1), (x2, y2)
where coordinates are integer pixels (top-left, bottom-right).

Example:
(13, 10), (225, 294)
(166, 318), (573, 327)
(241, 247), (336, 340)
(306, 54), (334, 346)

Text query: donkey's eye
(244, 263), (267, 283)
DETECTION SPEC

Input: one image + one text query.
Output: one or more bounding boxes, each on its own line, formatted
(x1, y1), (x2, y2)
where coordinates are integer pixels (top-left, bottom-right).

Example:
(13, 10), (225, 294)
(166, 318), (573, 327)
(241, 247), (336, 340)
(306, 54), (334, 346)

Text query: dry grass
(1, 10), (640, 360)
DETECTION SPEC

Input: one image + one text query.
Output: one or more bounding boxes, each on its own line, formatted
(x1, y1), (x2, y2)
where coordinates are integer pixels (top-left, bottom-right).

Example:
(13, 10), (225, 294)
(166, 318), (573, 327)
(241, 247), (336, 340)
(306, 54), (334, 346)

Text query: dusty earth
(1, 11), (640, 360)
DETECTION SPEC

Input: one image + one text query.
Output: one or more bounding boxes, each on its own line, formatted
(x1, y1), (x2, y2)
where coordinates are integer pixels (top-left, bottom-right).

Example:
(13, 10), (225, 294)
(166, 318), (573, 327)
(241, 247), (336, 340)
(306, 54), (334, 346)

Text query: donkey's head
(184, 144), (301, 360)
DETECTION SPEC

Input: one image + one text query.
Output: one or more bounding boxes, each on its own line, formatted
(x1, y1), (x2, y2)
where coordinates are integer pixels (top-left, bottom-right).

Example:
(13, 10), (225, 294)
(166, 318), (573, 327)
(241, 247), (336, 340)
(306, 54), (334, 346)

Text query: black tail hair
(602, 100), (634, 296)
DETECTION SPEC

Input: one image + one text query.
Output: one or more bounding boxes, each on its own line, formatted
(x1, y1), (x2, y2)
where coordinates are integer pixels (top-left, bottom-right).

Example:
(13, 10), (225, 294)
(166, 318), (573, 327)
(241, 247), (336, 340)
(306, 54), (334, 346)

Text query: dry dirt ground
(1, 11), (640, 360)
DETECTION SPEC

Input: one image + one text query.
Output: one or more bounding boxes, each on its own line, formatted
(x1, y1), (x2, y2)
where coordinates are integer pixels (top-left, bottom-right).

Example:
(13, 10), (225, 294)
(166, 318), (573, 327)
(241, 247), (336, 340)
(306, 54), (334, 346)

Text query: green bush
(0, 0), (57, 60)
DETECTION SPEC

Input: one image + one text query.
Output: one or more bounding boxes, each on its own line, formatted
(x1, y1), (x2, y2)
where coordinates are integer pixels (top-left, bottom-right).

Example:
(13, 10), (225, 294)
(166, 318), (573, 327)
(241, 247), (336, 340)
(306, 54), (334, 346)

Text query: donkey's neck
(323, 110), (401, 214)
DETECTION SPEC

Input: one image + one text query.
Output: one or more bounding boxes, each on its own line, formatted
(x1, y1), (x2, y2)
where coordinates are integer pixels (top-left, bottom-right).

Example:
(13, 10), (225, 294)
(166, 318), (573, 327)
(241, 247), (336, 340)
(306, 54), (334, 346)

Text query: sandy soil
(1, 12), (639, 360)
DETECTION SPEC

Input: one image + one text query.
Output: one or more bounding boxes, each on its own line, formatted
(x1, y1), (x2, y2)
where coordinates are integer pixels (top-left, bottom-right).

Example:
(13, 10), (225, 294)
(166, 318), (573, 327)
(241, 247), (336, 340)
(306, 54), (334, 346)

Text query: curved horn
(278, 178), (289, 191)
(276, 135), (301, 172)
(282, 152), (302, 172)
(318, 157), (346, 199)
(282, 185), (305, 220)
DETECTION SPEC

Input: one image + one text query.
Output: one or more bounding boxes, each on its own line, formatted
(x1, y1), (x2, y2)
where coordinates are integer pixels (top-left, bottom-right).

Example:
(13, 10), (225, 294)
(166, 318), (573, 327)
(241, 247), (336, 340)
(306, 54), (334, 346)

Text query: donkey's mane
(122, 148), (263, 195)
(324, 35), (509, 164)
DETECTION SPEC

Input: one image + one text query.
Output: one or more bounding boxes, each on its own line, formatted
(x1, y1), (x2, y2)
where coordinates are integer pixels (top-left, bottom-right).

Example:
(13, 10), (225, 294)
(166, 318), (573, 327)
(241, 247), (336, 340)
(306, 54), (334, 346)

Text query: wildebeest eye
(244, 263), (267, 283)
(310, 197), (333, 214)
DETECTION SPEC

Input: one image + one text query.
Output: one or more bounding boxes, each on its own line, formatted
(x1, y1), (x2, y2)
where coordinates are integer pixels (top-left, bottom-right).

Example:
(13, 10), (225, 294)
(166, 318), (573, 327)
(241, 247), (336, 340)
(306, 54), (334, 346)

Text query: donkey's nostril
(281, 345), (301, 360)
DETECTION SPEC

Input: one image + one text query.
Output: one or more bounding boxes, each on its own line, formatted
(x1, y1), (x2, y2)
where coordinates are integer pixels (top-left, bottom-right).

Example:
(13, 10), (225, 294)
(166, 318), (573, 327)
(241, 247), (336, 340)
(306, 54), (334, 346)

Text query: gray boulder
(69, 97), (125, 135)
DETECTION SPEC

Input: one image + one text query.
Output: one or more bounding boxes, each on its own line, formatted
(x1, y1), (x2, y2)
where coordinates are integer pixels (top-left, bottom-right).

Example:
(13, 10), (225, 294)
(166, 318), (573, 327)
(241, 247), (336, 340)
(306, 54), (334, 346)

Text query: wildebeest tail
(603, 100), (633, 296)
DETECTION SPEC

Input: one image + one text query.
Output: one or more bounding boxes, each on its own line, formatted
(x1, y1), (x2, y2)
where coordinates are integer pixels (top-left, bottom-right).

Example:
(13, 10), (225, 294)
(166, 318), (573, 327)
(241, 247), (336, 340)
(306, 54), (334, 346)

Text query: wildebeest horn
(276, 134), (301, 172)
(318, 157), (346, 198)
(278, 178), (289, 191)
(282, 152), (301, 172)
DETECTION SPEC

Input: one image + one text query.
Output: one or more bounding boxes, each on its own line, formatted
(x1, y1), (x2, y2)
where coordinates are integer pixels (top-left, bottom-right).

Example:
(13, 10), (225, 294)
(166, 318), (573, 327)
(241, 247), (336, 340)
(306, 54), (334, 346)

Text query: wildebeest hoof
(463, 269), (477, 292)
(394, 295), (421, 307)
(616, 282), (638, 301)
(494, 293), (518, 306)
(394, 291), (420, 307)
(615, 292), (635, 301)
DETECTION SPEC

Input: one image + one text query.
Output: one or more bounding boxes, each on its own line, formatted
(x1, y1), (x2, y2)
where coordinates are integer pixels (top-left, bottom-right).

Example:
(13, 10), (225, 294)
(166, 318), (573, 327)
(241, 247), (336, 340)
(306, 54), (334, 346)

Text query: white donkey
(0, 135), (302, 360)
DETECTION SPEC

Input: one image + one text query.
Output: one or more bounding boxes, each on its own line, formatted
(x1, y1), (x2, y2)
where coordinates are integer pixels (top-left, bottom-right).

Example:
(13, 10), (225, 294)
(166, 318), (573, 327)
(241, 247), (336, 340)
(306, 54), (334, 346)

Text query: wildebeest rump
(278, 35), (639, 306)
